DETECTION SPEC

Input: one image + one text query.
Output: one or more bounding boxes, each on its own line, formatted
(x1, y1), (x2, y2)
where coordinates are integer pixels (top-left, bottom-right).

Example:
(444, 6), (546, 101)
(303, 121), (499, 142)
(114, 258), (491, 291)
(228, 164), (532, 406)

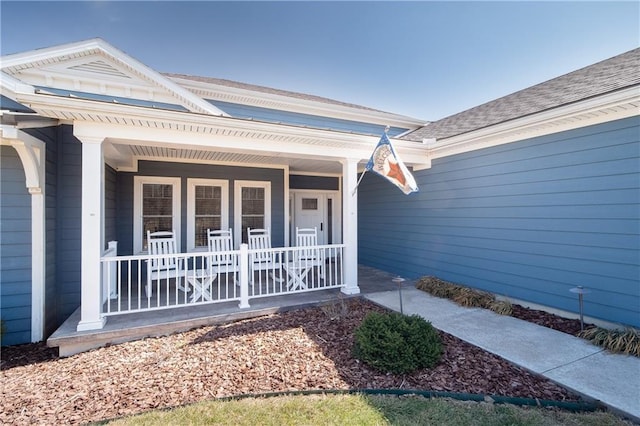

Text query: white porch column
(76, 136), (106, 331)
(1, 126), (46, 342)
(341, 158), (360, 294)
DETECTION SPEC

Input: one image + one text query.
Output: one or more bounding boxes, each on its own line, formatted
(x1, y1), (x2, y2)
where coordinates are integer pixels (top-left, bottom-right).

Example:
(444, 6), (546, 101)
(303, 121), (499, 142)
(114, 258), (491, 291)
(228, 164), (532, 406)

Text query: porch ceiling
(106, 141), (345, 174)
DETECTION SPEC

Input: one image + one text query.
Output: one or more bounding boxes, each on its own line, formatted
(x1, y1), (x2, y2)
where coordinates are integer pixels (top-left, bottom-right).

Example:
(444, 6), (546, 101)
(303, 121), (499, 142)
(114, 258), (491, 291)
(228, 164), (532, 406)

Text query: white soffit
(105, 142), (345, 174)
(1, 38), (226, 116)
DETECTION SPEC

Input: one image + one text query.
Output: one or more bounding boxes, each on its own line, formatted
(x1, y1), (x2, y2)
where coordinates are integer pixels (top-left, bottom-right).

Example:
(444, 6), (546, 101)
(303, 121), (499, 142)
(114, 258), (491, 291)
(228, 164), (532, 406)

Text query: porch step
(47, 289), (349, 357)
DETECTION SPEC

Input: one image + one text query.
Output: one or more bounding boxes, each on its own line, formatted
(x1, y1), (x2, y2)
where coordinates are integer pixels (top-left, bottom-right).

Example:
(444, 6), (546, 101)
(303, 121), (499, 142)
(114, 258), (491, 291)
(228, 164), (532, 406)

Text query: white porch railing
(99, 244), (345, 316)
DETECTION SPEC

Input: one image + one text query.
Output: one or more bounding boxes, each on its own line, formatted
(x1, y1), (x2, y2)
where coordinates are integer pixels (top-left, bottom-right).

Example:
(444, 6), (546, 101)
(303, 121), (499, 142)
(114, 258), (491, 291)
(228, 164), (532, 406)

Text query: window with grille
(142, 184), (173, 250)
(194, 185), (221, 247)
(187, 178), (229, 251)
(234, 181), (271, 245)
(133, 176), (181, 253)
(301, 198), (318, 210)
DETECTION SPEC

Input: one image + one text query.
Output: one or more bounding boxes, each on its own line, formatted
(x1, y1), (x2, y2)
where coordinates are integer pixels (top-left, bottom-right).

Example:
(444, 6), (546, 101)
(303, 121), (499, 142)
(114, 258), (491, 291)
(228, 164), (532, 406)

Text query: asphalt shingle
(402, 48), (640, 142)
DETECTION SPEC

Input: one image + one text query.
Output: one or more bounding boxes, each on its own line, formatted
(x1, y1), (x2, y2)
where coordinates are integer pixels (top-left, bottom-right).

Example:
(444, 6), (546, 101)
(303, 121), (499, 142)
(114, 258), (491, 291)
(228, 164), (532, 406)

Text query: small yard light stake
(569, 286), (591, 331)
(393, 276), (405, 314)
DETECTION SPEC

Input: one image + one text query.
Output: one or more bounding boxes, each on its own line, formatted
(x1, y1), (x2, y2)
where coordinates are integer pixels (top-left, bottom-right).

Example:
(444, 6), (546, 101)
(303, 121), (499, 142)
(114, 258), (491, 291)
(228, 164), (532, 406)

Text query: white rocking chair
(247, 227), (283, 284)
(295, 226), (325, 280)
(146, 230), (185, 296)
(206, 228), (239, 283)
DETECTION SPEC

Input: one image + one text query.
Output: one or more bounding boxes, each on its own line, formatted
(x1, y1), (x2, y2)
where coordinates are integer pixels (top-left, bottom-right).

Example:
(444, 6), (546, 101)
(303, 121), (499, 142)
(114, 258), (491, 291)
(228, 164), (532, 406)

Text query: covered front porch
(74, 121), (370, 333)
(1, 38), (432, 347)
(72, 110), (429, 335)
(48, 265), (398, 356)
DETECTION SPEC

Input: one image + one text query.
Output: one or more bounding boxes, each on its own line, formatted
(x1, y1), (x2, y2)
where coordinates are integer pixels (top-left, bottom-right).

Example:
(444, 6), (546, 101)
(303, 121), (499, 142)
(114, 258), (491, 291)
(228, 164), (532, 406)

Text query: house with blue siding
(1, 39), (638, 351)
(361, 48), (640, 328)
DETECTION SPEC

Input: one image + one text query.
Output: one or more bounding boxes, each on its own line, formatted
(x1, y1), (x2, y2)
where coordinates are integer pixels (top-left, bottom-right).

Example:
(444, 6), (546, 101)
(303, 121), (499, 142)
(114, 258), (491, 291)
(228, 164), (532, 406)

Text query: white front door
(293, 192), (326, 245)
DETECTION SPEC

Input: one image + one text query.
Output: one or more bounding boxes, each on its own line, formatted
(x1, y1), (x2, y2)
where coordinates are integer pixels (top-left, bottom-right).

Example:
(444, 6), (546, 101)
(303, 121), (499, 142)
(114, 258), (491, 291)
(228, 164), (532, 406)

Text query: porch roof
(1, 38), (431, 174)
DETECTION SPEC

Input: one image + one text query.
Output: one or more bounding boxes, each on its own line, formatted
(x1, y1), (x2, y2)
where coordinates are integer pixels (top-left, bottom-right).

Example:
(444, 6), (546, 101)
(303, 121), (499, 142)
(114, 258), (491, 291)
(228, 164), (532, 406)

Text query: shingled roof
(402, 48), (640, 142)
(164, 73), (387, 114)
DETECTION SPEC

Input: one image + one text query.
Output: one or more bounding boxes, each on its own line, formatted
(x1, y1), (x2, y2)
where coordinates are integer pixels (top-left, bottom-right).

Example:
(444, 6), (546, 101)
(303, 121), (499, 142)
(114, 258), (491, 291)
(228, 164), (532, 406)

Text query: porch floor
(47, 265), (403, 356)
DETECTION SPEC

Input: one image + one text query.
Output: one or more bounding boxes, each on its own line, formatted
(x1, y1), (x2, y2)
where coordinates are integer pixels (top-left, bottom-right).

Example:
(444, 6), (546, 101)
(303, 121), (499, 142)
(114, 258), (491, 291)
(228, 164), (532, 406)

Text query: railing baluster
(100, 243), (345, 317)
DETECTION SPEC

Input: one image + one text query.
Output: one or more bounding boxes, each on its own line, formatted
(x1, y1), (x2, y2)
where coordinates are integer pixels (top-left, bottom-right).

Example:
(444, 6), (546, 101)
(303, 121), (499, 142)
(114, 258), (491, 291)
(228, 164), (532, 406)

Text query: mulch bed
(1, 298), (586, 425)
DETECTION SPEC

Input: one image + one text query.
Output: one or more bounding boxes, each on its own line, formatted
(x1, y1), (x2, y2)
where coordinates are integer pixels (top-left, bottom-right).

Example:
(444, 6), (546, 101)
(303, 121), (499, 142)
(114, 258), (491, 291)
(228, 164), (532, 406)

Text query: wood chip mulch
(1, 299), (582, 425)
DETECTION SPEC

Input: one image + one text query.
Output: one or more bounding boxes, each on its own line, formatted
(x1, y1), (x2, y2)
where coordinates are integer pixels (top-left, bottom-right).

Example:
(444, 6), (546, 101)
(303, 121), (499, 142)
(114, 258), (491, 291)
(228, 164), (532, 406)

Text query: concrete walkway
(364, 285), (640, 423)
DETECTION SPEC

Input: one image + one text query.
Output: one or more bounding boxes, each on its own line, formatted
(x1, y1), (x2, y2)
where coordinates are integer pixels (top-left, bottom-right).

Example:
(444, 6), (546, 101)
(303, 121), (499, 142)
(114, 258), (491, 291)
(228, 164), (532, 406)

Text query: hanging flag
(365, 132), (419, 195)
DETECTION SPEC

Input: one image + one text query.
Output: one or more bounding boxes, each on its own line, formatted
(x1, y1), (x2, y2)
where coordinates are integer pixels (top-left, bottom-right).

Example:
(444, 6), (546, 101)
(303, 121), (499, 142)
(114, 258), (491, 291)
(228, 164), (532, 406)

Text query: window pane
(242, 187), (264, 201)
(327, 198), (333, 244)
(240, 186), (266, 243)
(195, 217), (222, 247)
(143, 217), (173, 250)
(243, 200), (265, 215)
(241, 216), (264, 244)
(143, 184), (172, 215)
(302, 198), (318, 210)
(194, 185), (223, 247)
(195, 185), (221, 215)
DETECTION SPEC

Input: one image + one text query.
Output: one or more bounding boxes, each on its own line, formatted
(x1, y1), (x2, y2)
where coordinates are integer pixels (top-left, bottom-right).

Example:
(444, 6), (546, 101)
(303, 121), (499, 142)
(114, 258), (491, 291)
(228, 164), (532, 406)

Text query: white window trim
(186, 178), (229, 251)
(133, 176), (181, 254)
(234, 180), (271, 247)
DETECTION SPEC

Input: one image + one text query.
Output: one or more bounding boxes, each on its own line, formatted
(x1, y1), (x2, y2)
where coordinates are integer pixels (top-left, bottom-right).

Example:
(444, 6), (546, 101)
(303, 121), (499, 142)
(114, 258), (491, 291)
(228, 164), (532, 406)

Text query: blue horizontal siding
(359, 116), (640, 327)
(54, 127), (82, 326)
(43, 127), (58, 338)
(1, 145), (32, 346)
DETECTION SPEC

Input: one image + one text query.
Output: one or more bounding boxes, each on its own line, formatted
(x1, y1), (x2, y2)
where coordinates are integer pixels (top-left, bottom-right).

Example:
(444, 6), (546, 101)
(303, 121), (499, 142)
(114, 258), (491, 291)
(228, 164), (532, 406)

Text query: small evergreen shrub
(353, 312), (443, 374)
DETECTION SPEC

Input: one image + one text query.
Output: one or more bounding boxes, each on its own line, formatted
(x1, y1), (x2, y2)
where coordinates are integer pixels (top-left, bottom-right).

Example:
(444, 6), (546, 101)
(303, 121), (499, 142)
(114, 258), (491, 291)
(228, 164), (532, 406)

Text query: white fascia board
(1, 38), (106, 68)
(170, 76), (426, 128)
(15, 89), (430, 165)
(73, 116), (430, 166)
(13, 90), (230, 129)
(1, 38), (227, 117)
(428, 86), (640, 159)
(16, 90), (416, 147)
(0, 71), (35, 95)
(73, 120), (353, 160)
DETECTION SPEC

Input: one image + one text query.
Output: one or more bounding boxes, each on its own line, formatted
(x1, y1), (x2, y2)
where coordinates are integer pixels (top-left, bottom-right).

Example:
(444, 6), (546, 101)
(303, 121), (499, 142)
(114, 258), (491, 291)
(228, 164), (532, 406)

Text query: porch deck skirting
(101, 244), (345, 317)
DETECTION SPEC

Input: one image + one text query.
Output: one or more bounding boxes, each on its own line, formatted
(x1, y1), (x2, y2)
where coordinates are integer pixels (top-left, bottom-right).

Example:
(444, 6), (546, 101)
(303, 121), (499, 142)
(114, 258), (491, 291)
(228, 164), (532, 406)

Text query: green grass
(104, 393), (631, 426)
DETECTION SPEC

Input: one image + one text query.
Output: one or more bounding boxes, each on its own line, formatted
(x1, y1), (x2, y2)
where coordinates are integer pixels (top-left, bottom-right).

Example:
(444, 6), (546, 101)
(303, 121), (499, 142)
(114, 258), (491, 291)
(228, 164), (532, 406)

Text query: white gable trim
(1, 38), (227, 117)
(1, 71), (35, 96)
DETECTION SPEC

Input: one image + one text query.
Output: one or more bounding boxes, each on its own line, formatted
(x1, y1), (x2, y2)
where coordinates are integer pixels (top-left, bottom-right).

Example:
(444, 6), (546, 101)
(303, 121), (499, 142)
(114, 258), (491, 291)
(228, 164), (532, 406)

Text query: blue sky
(1, 1), (638, 120)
